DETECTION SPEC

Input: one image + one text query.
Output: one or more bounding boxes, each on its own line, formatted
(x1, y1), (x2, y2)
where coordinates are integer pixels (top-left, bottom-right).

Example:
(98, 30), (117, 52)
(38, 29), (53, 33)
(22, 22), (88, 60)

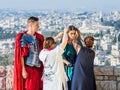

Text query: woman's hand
(64, 27), (69, 33)
(63, 59), (72, 66)
(22, 67), (27, 79)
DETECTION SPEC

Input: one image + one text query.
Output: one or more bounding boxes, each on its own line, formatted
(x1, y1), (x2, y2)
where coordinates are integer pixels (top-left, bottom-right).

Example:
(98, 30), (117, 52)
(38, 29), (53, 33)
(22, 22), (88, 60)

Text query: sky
(1, 0), (120, 12)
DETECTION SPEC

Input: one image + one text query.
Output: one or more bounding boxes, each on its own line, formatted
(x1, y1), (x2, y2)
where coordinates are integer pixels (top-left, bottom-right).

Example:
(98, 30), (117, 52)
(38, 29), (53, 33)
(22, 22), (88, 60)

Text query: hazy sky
(1, 0), (120, 11)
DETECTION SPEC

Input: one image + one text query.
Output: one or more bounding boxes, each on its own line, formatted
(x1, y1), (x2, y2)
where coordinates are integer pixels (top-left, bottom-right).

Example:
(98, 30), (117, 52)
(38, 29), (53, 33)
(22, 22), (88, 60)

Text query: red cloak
(13, 31), (44, 90)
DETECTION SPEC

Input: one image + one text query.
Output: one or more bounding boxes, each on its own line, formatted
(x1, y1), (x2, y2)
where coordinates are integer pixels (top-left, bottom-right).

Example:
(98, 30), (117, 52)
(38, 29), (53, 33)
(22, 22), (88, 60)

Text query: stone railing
(94, 66), (120, 90)
(0, 65), (120, 90)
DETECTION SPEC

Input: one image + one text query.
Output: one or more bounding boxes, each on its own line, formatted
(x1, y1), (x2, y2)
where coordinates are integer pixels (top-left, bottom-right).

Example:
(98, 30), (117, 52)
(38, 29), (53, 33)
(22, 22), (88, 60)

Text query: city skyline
(0, 0), (120, 12)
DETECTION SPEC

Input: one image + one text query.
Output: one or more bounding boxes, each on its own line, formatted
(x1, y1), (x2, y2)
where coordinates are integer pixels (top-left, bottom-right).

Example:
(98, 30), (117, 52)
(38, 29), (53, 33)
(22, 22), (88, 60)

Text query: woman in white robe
(39, 28), (68, 90)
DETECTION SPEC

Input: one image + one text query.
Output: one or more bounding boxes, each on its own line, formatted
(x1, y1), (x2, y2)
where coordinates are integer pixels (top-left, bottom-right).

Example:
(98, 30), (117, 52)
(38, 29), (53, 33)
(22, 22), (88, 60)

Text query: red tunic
(13, 31), (44, 90)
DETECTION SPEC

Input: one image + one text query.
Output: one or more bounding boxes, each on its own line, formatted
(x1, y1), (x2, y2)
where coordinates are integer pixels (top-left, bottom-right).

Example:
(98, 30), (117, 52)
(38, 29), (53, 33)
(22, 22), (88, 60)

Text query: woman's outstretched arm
(60, 28), (68, 49)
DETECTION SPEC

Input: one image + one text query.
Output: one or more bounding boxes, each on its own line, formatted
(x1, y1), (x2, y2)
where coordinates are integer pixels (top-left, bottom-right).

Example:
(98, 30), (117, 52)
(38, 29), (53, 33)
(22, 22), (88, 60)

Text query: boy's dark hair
(27, 16), (39, 23)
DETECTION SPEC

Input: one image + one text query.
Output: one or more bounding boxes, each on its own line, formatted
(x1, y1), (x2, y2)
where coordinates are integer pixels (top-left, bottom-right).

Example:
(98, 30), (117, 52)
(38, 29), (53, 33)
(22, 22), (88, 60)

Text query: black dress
(71, 47), (96, 90)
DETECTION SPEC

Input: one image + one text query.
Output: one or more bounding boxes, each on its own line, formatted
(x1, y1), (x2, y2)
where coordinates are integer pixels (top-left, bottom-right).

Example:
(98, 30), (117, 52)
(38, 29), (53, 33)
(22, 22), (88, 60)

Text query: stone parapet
(95, 66), (120, 90)
(0, 65), (120, 90)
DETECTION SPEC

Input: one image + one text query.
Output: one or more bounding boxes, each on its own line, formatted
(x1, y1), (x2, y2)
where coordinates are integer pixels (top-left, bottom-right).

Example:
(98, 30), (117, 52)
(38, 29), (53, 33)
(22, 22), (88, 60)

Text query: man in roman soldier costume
(13, 16), (44, 90)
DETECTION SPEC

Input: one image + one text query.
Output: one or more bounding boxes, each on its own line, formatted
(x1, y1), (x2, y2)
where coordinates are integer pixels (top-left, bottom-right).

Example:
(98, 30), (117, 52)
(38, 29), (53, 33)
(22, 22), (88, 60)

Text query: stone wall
(0, 65), (120, 90)
(94, 66), (120, 90)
